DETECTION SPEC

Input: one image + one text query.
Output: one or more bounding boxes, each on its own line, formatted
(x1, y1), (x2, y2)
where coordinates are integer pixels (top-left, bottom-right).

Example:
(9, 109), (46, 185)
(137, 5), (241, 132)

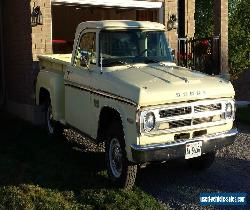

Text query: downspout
(0, 0), (6, 109)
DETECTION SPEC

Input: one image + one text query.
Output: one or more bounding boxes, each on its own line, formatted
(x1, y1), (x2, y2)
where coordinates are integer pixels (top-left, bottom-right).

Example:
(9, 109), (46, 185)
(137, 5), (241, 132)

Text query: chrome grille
(194, 103), (222, 113)
(159, 107), (191, 118)
(169, 119), (192, 128)
(140, 99), (234, 135)
(193, 117), (213, 125)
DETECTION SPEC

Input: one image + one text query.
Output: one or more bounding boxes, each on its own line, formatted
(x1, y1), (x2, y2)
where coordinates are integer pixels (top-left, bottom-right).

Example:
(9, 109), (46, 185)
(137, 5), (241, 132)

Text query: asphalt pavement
(136, 122), (250, 210)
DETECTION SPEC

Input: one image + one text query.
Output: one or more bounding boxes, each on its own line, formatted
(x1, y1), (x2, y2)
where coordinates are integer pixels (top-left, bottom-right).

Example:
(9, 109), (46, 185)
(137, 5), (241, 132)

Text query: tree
(228, 0), (250, 76)
(195, 0), (250, 76)
(195, 0), (213, 38)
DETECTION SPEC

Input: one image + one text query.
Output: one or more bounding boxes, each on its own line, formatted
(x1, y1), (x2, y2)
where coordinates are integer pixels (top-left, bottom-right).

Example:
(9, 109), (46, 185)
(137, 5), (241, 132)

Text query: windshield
(99, 30), (173, 67)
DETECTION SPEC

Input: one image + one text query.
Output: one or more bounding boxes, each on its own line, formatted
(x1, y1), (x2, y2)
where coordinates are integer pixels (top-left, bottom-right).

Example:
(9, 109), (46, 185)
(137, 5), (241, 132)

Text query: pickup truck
(36, 20), (237, 189)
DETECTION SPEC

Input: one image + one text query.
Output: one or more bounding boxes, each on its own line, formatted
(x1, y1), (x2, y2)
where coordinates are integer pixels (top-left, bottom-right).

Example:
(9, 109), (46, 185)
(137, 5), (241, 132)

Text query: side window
(75, 32), (96, 68)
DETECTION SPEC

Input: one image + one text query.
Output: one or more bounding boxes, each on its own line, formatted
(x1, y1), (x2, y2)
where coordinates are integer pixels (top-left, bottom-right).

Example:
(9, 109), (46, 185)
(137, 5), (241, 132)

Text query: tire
(186, 151), (216, 171)
(105, 123), (137, 189)
(44, 100), (63, 138)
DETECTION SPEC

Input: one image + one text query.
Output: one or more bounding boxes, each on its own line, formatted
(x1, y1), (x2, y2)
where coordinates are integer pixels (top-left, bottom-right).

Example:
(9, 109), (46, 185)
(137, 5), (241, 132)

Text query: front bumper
(131, 129), (238, 163)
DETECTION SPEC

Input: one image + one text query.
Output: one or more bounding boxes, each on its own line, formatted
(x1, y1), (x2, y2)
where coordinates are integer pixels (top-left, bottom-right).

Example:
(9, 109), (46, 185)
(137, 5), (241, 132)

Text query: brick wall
(163, 0), (195, 53)
(31, 0), (52, 60)
(0, 0), (3, 106)
(3, 0), (33, 105)
(185, 0), (195, 38)
(213, 0), (229, 78)
(3, 0), (52, 106)
(164, 0), (178, 51)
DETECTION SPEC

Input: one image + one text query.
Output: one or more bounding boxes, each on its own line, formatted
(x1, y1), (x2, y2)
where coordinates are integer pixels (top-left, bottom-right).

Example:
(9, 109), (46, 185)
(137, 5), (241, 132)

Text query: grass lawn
(0, 112), (168, 210)
(236, 106), (250, 124)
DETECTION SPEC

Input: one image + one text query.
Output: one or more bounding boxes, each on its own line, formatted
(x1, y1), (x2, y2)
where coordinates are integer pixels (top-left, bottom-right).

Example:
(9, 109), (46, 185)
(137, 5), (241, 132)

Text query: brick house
(0, 0), (229, 122)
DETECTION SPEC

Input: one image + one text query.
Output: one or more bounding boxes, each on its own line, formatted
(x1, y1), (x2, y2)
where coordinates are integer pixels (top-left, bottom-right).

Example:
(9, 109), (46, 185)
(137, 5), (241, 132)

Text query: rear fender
(36, 70), (65, 122)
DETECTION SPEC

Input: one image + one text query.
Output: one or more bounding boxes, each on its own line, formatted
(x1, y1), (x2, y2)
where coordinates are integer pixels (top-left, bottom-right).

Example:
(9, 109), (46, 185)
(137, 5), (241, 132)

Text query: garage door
(51, 0), (162, 9)
(51, 0), (163, 53)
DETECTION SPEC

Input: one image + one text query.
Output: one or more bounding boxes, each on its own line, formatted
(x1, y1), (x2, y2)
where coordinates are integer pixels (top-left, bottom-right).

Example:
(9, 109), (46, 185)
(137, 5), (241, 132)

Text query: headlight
(225, 103), (233, 119)
(143, 112), (155, 132)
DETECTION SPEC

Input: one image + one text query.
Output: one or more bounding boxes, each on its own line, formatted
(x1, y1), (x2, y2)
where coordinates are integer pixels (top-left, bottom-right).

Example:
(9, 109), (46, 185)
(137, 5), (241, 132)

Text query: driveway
(1, 111), (249, 209)
(136, 122), (250, 209)
(64, 122), (249, 209)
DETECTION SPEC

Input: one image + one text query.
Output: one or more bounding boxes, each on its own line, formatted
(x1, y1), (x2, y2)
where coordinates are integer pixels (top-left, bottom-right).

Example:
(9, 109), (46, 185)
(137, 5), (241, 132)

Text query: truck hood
(98, 65), (235, 107)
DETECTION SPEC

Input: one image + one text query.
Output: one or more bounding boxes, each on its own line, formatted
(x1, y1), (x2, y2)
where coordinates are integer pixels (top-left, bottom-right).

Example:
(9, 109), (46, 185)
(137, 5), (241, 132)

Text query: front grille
(193, 117), (213, 125)
(153, 100), (227, 133)
(168, 115), (221, 128)
(194, 103), (222, 113)
(159, 103), (222, 119)
(169, 119), (192, 128)
(159, 107), (191, 118)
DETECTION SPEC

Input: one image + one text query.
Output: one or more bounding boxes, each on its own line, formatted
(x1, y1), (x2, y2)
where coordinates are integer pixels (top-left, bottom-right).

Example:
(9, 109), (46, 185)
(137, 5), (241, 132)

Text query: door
(65, 30), (97, 136)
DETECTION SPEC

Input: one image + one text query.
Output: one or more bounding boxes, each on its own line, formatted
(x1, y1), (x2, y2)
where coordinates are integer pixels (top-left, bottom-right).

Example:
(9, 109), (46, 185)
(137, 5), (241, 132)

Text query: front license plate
(185, 141), (202, 159)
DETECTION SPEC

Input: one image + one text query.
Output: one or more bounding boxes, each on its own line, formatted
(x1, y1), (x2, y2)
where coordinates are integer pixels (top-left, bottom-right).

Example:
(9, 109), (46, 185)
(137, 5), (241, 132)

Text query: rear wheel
(186, 151), (216, 171)
(105, 123), (137, 189)
(44, 100), (63, 137)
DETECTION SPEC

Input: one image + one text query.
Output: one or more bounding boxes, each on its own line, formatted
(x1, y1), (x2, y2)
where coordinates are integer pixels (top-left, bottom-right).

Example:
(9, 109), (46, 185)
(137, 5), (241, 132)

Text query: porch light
(31, 6), (43, 27)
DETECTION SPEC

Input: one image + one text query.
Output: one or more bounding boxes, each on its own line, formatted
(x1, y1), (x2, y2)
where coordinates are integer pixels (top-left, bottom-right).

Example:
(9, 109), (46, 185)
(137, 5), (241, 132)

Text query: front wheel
(186, 151), (216, 171)
(105, 124), (137, 189)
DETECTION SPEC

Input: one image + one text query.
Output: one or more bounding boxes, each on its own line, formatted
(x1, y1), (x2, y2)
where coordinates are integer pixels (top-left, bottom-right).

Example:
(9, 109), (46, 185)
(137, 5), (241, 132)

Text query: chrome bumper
(131, 129), (238, 163)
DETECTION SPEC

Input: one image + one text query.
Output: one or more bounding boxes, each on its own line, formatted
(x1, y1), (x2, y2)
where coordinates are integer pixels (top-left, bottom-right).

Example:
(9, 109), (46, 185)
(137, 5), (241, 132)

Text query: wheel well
(39, 88), (50, 105)
(97, 107), (123, 143)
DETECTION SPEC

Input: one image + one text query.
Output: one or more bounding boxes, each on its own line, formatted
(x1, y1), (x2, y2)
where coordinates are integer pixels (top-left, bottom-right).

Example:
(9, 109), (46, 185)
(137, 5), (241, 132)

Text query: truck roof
(76, 20), (165, 31)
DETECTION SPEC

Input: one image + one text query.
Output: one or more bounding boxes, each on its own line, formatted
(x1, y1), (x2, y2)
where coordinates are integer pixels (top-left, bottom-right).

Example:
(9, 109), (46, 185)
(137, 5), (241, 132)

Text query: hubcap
(47, 105), (54, 134)
(109, 138), (123, 178)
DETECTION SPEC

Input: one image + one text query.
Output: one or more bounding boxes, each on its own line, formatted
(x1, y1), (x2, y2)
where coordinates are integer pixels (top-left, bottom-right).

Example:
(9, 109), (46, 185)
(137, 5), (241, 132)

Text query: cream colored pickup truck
(36, 20), (237, 189)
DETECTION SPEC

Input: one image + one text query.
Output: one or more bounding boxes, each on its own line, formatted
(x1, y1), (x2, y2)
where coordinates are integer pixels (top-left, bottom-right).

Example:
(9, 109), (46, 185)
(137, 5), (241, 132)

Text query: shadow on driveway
(136, 122), (250, 209)
(0, 112), (108, 191)
(136, 157), (250, 209)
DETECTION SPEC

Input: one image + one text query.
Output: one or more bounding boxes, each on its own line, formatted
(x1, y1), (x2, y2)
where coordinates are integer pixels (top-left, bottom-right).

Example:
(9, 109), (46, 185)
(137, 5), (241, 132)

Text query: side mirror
(80, 50), (90, 69)
(170, 48), (175, 61)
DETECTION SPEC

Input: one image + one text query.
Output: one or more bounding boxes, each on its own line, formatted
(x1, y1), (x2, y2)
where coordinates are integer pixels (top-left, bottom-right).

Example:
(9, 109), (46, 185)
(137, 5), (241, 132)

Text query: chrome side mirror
(170, 48), (175, 61)
(80, 50), (90, 69)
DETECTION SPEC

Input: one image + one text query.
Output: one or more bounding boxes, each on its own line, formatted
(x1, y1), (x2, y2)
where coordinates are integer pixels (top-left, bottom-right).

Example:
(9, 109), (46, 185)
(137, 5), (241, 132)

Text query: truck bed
(38, 54), (72, 73)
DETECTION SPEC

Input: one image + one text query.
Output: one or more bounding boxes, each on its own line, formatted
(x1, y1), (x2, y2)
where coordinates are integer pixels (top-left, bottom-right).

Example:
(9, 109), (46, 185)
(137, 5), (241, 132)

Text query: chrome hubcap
(109, 138), (122, 178)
